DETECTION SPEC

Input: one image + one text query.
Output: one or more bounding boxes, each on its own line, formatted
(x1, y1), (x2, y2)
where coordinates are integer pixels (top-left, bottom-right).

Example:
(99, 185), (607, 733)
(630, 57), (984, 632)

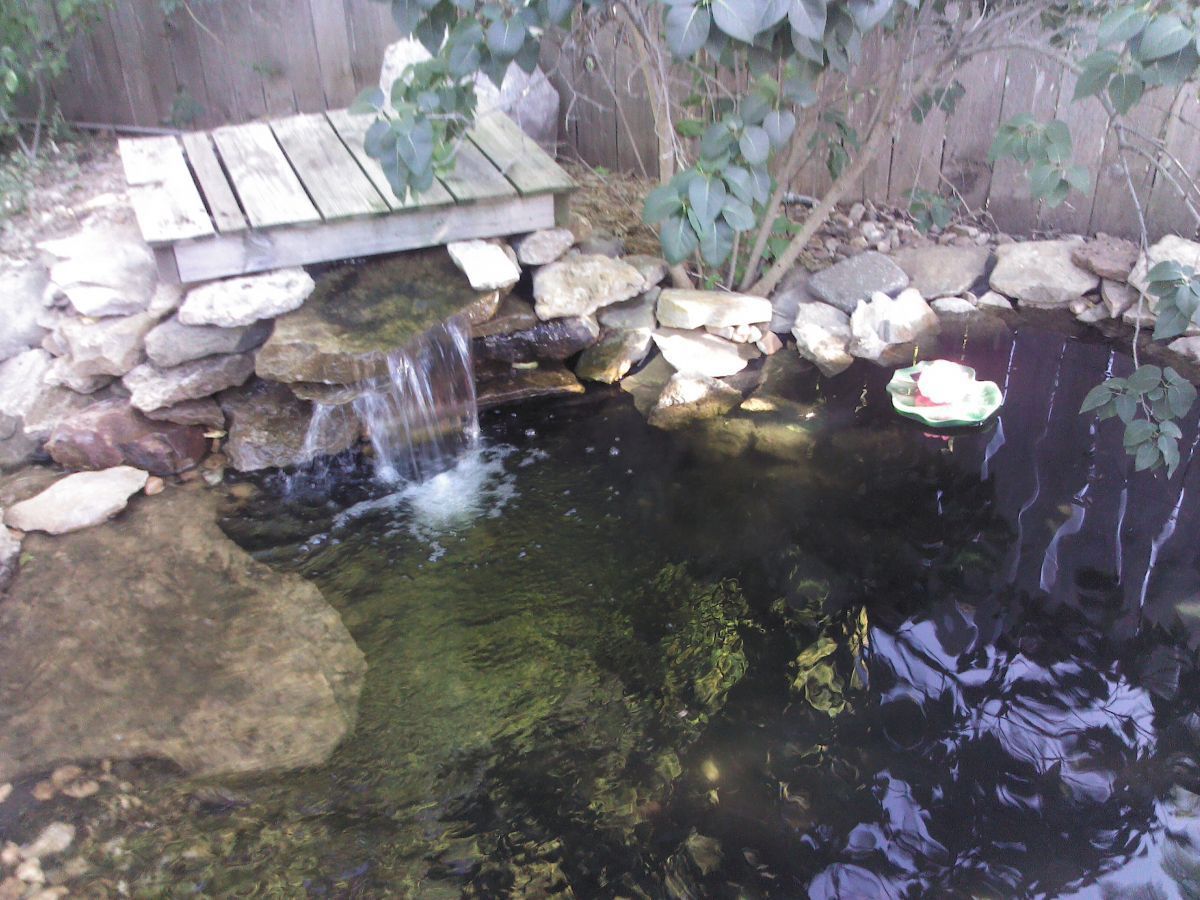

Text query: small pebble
(61, 780), (100, 799)
(0, 844), (20, 866)
(20, 822), (75, 861)
(143, 476), (165, 496)
(15, 858), (44, 884)
(50, 765), (82, 789)
(0, 783), (10, 805)
(31, 781), (55, 802)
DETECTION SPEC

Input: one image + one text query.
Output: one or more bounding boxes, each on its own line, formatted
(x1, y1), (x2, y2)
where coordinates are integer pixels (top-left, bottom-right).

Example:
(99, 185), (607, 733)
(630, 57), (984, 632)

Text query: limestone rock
(256, 251), (488, 385)
(512, 229), (575, 266)
(791, 302), (853, 377)
(0, 521), (19, 592)
(220, 380), (359, 471)
(808, 251), (909, 313)
(39, 224), (157, 318)
(57, 311), (157, 377)
(124, 353), (255, 412)
(0, 349), (107, 440)
(656, 289), (772, 330)
(575, 329), (653, 383)
(472, 295), (539, 338)
(975, 290), (1014, 311)
(178, 268), (315, 328)
(148, 281), (184, 318)
(46, 399), (207, 475)
(474, 316), (599, 363)
(599, 290), (658, 332)
(849, 289), (940, 360)
(1071, 233), (1139, 281)
(0, 266), (49, 363)
(447, 240), (521, 292)
(624, 255), (669, 288)
(146, 316), (273, 368)
(756, 331), (783, 355)
(475, 361), (586, 409)
(1101, 279), (1139, 318)
(1129, 235), (1200, 294)
(706, 324), (763, 343)
(891, 245), (991, 298)
(4, 467), (148, 534)
(931, 296), (979, 317)
(0, 488), (366, 781)
(1169, 336), (1200, 365)
(44, 357), (114, 395)
(770, 266), (815, 333)
(989, 240), (1098, 307)
(144, 398), (225, 429)
(647, 373), (742, 429)
(652, 328), (759, 378)
(619, 354), (675, 416)
(532, 255), (646, 320)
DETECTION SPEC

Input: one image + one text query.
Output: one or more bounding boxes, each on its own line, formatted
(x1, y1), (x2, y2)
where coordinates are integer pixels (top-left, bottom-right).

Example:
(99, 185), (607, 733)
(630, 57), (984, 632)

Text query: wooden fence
(49, 0), (1200, 241)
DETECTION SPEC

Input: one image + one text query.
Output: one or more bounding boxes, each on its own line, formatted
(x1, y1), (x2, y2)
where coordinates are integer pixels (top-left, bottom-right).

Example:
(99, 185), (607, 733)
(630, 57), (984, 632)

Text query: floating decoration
(886, 359), (1003, 428)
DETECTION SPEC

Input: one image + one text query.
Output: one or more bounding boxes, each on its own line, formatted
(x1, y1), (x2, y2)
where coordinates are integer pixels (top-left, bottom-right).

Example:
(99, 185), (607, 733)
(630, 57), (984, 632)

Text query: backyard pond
(19, 314), (1200, 898)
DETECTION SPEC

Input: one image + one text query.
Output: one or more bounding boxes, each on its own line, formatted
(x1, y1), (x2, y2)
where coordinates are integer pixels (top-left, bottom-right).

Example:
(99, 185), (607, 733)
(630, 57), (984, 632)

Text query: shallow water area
(18, 313), (1200, 898)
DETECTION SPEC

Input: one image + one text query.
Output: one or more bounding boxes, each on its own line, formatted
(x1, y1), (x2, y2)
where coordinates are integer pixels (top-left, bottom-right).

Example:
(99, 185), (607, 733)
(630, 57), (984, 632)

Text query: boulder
(891, 245), (991, 298)
(256, 251), (489, 385)
(1071, 233), (1139, 281)
(447, 240), (521, 292)
(0, 265), (49, 363)
(0, 522), (19, 592)
(624, 255), (669, 288)
(0, 349), (107, 440)
(791, 302), (853, 376)
(656, 289), (772, 330)
(1128, 235), (1200, 294)
(1102, 279), (1139, 318)
(512, 229), (575, 266)
(472, 295), (539, 338)
(849, 289), (940, 360)
(474, 316), (599, 363)
(989, 239), (1099, 307)
(0, 487), (366, 781)
(220, 380), (359, 471)
(145, 316), (273, 368)
(4, 466), (148, 535)
(808, 251), (909, 313)
(45, 399), (207, 475)
(652, 328), (759, 378)
(144, 397), (226, 429)
(770, 266), (815, 333)
(0, 414), (43, 472)
(56, 311), (157, 376)
(39, 224), (157, 318)
(475, 361), (586, 409)
(599, 289), (658, 332)
(124, 353), (256, 412)
(575, 329), (653, 383)
(178, 268), (315, 328)
(532, 255), (646, 320)
(647, 373), (742, 430)
(44, 357), (114, 394)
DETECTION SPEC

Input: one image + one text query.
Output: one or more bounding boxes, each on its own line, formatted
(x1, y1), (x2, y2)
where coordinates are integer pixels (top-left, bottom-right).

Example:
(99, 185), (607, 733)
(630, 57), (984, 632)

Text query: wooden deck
(118, 110), (575, 284)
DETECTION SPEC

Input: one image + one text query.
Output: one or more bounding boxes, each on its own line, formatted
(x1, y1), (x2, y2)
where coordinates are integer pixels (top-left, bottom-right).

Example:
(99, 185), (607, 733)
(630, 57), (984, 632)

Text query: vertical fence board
(1088, 86), (1173, 239)
(940, 53), (1008, 214)
(1039, 69), (1109, 234)
(163, 10), (213, 128)
(1144, 89), (1200, 241)
(308, 0), (357, 108)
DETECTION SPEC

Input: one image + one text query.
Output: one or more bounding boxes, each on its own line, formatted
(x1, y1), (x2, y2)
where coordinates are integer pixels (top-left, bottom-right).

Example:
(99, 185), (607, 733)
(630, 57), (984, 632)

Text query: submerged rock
(474, 316), (599, 363)
(145, 316), (273, 368)
(575, 329), (653, 383)
(989, 239), (1098, 307)
(220, 379), (360, 472)
(4, 466), (148, 534)
(619, 354), (675, 416)
(891, 245), (991, 299)
(475, 362), (586, 409)
(808, 251), (909, 313)
(647, 373), (743, 429)
(0, 488), (366, 781)
(532, 255), (646, 320)
(178, 268), (315, 328)
(124, 353), (256, 412)
(652, 329), (759, 378)
(256, 251), (489, 385)
(46, 399), (207, 475)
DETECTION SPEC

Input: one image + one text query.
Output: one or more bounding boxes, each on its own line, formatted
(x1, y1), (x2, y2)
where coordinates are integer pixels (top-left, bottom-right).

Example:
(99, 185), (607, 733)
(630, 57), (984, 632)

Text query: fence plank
(1039, 69), (1109, 234)
(1144, 88), (1200, 240)
(940, 53), (1008, 214)
(308, 0), (357, 108)
(216, 0), (269, 121)
(1088, 86), (1173, 239)
(162, 9), (213, 128)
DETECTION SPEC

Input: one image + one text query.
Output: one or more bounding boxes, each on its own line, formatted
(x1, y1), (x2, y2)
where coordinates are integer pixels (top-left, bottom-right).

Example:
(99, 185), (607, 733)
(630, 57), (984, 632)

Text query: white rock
(447, 240), (521, 291)
(1169, 336), (1200, 365)
(599, 289), (658, 332)
(0, 521), (19, 590)
(44, 357), (114, 394)
(791, 302), (853, 377)
(57, 312), (157, 376)
(989, 239), (1098, 307)
(178, 268), (315, 328)
(0, 265), (49, 363)
(652, 328), (759, 378)
(658, 289), (773, 330)
(123, 353), (256, 412)
(0, 349), (53, 421)
(40, 224), (158, 318)
(1128, 235), (1200, 294)
(19, 822), (75, 860)
(512, 229), (575, 266)
(705, 323), (764, 343)
(533, 255), (646, 320)
(931, 297), (979, 317)
(5, 467), (149, 535)
(849, 288), (940, 360)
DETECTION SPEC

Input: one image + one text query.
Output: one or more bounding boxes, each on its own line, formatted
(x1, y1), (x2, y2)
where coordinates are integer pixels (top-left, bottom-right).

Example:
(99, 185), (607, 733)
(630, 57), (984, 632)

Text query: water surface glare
(55, 320), (1200, 897)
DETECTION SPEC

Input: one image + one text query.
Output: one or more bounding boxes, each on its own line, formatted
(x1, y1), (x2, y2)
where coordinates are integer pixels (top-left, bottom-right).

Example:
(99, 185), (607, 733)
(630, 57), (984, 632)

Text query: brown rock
(46, 399), (207, 476)
(471, 295), (539, 339)
(474, 316), (599, 363)
(476, 362), (586, 409)
(1071, 233), (1139, 281)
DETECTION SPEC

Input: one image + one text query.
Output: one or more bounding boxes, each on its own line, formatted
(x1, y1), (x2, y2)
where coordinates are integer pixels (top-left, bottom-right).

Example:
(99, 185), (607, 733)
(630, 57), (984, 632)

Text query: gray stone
(652, 328), (759, 378)
(57, 311), (157, 376)
(1129, 236), (1200, 294)
(931, 296), (979, 317)
(619, 354), (674, 416)
(0, 413), (42, 473)
(891, 245), (991, 298)
(849, 289), (940, 361)
(1102, 279), (1139, 318)
(147, 282), (184, 319)
(146, 316), (272, 368)
(178, 268), (315, 328)
(44, 357), (114, 394)
(989, 239), (1099, 307)
(975, 290), (1014, 311)
(144, 397), (226, 429)
(576, 233), (625, 258)
(791, 302), (853, 377)
(39, 224), (157, 318)
(533, 254), (646, 320)
(447, 240), (521, 292)
(599, 289), (658, 332)
(220, 379), (360, 472)
(647, 373), (743, 429)
(624, 255), (669, 287)
(4, 466), (148, 534)
(124, 353), (256, 412)
(1073, 298), (1110, 324)
(1169, 336), (1200, 365)
(512, 229), (575, 266)
(0, 521), (19, 592)
(0, 265), (49, 363)
(472, 295), (539, 338)
(575, 329), (653, 383)
(770, 266), (815, 333)
(1071, 233), (1139, 281)
(474, 316), (599, 363)
(808, 251), (910, 313)
(656, 289), (772, 330)
(0, 349), (107, 440)
(0, 487), (366, 781)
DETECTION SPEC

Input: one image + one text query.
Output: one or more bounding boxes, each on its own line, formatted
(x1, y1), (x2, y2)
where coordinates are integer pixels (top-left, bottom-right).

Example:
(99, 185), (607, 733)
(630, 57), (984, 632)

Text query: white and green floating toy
(886, 360), (1003, 428)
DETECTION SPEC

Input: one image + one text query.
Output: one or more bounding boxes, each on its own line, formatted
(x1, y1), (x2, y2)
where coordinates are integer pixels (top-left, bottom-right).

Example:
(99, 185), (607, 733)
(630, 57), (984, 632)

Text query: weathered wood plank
(171, 194), (556, 282)
(270, 113), (389, 219)
(940, 54), (1008, 213)
(308, 0), (357, 107)
(1144, 88), (1200, 240)
(211, 123), (321, 228)
(1040, 66), (1110, 234)
(324, 109), (455, 210)
(180, 132), (247, 233)
(118, 136), (214, 243)
(440, 139), (519, 203)
(468, 112), (574, 196)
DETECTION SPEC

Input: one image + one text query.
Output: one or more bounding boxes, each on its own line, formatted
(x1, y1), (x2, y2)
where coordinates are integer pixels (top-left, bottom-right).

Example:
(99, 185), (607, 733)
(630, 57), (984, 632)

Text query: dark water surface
(57, 316), (1200, 896)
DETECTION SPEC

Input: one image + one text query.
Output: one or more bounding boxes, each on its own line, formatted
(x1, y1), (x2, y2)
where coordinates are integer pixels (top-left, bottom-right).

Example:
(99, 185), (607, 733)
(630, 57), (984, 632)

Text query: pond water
(54, 315), (1200, 897)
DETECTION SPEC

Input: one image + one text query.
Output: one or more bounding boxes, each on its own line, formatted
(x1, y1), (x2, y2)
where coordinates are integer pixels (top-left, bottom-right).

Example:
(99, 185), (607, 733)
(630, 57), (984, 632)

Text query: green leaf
(644, 183), (683, 224)
(1044, 120), (1072, 162)
(789, 0), (827, 42)
(1108, 72), (1145, 114)
(1064, 165), (1091, 194)
(712, 0), (763, 42)
(675, 118), (707, 138)
(1137, 15), (1193, 62)
(763, 109), (797, 147)
(722, 196), (757, 231)
(1168, 379), (1198, 417)
(350, 87), (386, 115)
(1124, 418), (1157, 447)
(700, 122), (735, 160)
(1098, 7), (1148, 46)
(689, 175), (728, 225)
(1115, 393), (1138, 423)
(660, 213), (700, 264)
(739, 126), (771, 165)
(486, 16), (527, 60)
(665, 4), (712, 58)
(1135, 440), (1160, 471)
(1074, 51), (1119, 100)
(1160, 420), (1183, 440)
(1080, 383), (1115, 413)
(1147, 260), (1186, 285)
(1161, 435), (1182, 476)
(723, 166), (754, 204)
(1029, 163), (1059, 200)
(1127, 365), (1163, 394)
(699, 220), (736, 266)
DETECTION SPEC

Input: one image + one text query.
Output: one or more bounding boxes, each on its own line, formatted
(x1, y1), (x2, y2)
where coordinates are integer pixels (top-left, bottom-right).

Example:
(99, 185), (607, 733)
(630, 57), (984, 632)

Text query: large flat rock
(989, 239), (1099, 307)
(652, 328), (759, 378)
(0, 487), (366, 781)
(891, 246), (991, 299)
(124, 353), (256, 412)
(808, 251), (909, 313)
(4, 466), (148, 534)
(656, 289), (772, 330)
(39, 224), (158, 318)
(532, 255), (647, 320)
(145, 316), (273, 368)
(178, 268), (315, 328)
